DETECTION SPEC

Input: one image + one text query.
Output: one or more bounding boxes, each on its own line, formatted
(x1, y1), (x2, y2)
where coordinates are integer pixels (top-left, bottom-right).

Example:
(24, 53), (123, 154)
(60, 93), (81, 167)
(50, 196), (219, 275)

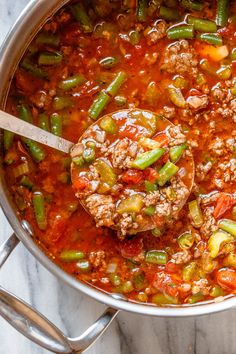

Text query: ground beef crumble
(85, 194), (116, 228)
(103, 137), (142, 169)
(161, 40), (198, 76)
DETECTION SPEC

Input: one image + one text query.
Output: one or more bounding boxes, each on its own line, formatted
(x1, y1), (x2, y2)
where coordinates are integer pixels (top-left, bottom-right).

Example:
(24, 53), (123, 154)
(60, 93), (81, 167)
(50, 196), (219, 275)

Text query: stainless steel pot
(1, 1), (236, 353)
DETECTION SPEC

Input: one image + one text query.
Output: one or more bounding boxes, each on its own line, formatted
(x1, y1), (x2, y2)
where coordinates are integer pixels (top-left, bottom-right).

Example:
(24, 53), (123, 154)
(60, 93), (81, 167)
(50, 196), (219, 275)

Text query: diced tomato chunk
(121, 169), (144, 184)
(152, 133), (169, 147)
(144, 168), (158, 182)
(213, 193), (236, 219)
(153, 271), (179, 297)
(73, 176), (89, 191)
(119, 236), (143, 259)
(216, 268), (236, 290)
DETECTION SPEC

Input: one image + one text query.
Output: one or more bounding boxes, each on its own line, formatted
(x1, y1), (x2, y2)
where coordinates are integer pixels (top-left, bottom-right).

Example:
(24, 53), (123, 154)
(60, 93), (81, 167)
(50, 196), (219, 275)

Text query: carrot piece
(213, 193), (236, 219)
(198, 44), (229, 62)
(121, 169), (144, 184)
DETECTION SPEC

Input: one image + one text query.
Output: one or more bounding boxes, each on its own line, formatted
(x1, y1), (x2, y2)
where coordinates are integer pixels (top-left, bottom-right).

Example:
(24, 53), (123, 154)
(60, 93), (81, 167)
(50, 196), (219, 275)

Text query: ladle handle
(0, 109), (73, 153)
(0, 234), (119, 353)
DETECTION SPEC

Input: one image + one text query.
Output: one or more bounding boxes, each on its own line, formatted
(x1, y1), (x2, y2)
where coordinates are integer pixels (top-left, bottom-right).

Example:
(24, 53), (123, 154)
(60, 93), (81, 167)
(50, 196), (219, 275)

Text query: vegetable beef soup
(3, 0), (236, 305)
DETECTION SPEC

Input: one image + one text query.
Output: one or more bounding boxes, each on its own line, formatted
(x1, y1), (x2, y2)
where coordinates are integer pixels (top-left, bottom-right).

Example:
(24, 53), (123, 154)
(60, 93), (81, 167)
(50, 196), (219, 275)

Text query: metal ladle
(0, 108), (194, 234)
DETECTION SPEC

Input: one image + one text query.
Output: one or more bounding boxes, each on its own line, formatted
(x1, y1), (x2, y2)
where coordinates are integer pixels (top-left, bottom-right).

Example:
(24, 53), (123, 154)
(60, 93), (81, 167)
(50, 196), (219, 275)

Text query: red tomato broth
(3, 0), (236, 305)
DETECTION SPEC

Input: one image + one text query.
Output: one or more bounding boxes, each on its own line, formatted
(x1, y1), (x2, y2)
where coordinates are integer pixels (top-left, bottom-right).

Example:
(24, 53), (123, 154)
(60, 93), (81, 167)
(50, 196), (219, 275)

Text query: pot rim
(0, 0), (236, 317)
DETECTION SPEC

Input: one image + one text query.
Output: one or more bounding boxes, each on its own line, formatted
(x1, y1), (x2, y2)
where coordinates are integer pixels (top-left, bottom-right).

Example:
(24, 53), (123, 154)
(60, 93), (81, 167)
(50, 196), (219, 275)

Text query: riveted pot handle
(0, 234), (119, 353)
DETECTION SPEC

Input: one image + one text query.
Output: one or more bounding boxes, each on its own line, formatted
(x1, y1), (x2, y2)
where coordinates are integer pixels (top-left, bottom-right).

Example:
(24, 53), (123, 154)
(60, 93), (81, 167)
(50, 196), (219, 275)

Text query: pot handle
(0, 234), (119, 353)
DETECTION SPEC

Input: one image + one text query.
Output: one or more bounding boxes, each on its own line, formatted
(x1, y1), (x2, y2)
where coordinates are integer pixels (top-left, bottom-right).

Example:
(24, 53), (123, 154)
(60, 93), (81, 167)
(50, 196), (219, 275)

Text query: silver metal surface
(0, 235), (119, 353)
(0, 3), (236, 351)
(0, 110), (73, 153)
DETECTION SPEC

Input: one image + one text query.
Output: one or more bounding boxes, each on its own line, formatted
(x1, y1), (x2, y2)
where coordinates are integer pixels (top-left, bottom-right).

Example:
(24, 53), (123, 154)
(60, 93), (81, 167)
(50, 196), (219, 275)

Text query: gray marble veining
(1, 1), (236, 353)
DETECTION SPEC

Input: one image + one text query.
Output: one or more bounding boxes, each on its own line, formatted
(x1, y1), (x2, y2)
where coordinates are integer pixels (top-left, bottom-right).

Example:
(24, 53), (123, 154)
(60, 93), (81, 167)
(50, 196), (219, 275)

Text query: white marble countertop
(1, 1), (236, 353)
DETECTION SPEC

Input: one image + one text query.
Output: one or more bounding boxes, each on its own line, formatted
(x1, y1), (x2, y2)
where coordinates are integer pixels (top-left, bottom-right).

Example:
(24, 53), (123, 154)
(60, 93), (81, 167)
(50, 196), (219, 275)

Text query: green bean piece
(121, 281), (134, 293)
(133, 272), (147, 291)
(114, 95), (127, 107)
(18, 104), (32, 123)
(53, 96), (73, 110)
(18, 105), (45, 162)
(36, 32), (60, 46)
(72, 156), (85, 167)
(137, 0), (148, 22)
(20, 176), (34, 190)
(99, 57), (119, 69)
(210, 285), (225, 297)
(3, 131), (14, 151)
(129, 30), (141, 45)
(38, 51), (62, 66)
(216, 0), (229, 27)
(168, 86), (186, 108)
(145, 250), (168, 265)
(21, 58), (48, 78)
(219, 219), (236, 237)
(160, 6), (180, 21)
(197, 33), (223, 46)
(152, 293), (178, 305)
(144, 206), (156, 216)
(76, 260), (91, 272)
(33, 191), (47, 230)
(50, 113), (62, 137)
(169, 143), (187, 163)
(71, 3), (93, 33)
(144, 180), (158, 193)
(88, 91), (110, 120)
(188, 16), (217, 33)
(181, 0), (203, 11)
(83, 148), (95, 163)
(109, 273), (121, 287)
(151, 228), (162, 237)
(23, 138), (46, 162)
(167, 25), (194, 40)
(157, 161), (179, 187)
(38, 113), (50, 131)
(178, 232), (194, 249)
(58, 74), (86, 91)
(208, 230), (233, 258)
(231, 48), (236, 60)
(100, 116), (118, 134)
(60, 250), (85, 262)
(106, 71), (127, 97)
(132, 148), (166, 170)
(188, 200), (203, 228)
(216, 65), (232, 80)
(188, 293), (204, 304)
